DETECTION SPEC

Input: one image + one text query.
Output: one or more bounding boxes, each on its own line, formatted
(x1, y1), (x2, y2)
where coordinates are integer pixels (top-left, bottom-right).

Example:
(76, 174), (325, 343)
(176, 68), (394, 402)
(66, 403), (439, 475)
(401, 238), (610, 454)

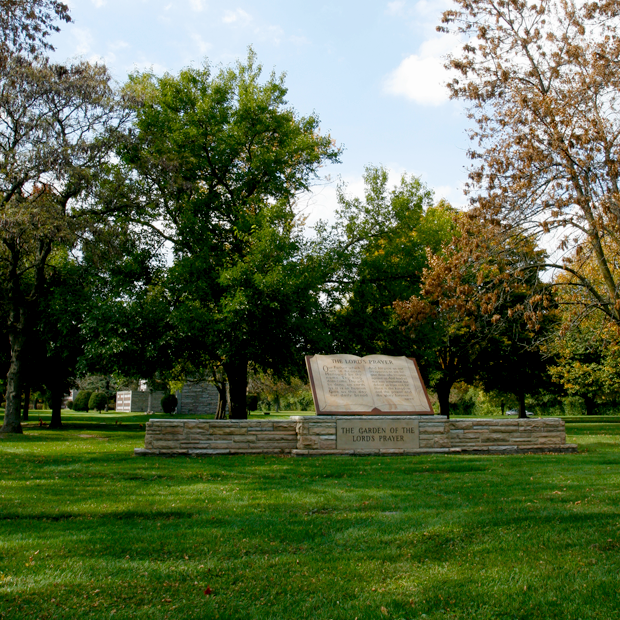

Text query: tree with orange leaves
(440, 0), (620, 327)
(394, 212), (554, 418)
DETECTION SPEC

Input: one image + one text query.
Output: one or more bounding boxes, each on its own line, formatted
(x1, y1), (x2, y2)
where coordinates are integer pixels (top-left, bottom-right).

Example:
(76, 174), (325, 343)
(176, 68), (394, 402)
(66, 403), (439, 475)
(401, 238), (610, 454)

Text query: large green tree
(0, 58), (127, 434)
(121, 51), (340, 418)
(325, 165), (453, 357)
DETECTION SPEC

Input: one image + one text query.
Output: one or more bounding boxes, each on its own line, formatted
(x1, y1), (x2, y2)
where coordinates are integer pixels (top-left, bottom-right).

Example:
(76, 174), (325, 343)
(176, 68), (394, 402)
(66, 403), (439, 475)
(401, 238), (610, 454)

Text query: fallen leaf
(204, 587), (212, 596)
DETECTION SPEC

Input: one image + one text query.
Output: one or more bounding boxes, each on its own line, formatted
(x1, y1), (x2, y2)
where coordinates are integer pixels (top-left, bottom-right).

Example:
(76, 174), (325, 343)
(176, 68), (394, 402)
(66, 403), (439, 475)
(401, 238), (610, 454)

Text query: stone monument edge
(305, 354), (436, 416)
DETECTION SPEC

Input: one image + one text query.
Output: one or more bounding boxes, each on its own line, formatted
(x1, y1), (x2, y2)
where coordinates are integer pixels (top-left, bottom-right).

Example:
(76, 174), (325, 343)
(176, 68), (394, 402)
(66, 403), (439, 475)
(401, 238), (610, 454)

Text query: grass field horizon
(1, 413), (619, 619)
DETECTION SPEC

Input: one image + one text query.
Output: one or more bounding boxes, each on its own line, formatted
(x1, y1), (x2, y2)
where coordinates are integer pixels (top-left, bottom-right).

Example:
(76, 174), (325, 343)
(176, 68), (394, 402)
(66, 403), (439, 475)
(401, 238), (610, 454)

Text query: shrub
(89, 392), (108, 413)
(66, 400), (73, 410)
(161, 393), (177, 414)
(73, 391), (92, 412)
(246, 393), (259, 412)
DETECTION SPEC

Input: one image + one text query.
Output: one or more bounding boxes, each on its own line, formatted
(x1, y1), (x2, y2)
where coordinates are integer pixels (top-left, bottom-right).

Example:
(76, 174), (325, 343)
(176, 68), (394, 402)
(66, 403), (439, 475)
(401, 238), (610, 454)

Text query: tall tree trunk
(49, 385), (63, 429)
(584, 395), (597, 416)
(436, 379), (453, 419)
(516, 391), (527, 419)
(2, 239), (49, 435)
(22, 385), (30, 422)
(224, 357), (248, 420)
(215, 382), (228, 420)
(2, 330), (25, 434)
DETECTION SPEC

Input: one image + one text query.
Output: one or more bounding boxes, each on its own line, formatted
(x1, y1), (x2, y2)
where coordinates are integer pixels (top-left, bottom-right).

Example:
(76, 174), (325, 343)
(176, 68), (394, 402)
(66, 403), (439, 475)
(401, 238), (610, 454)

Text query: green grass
(1, 415), (619, 619)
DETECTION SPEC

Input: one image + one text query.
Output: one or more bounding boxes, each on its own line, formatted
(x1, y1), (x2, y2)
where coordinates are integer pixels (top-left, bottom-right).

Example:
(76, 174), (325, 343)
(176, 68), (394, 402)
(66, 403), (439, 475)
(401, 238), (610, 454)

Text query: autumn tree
(394, 213), (553, 417)
(548, 242), (620, 414)
(549, 318), (620, 415)
(440, 0), (620, 326)
(120, 51), (340, 419)
(0, 0), (70, 65)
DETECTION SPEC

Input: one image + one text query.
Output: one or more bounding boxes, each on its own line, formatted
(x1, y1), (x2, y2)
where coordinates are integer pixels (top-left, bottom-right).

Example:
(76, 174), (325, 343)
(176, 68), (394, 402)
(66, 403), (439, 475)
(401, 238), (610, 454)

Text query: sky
(50, 0), (471, 225)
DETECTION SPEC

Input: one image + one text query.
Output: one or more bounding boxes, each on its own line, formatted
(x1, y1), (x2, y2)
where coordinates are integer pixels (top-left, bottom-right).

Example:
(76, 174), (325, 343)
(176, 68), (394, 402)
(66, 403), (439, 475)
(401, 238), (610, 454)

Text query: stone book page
(307, 354), (433, 415)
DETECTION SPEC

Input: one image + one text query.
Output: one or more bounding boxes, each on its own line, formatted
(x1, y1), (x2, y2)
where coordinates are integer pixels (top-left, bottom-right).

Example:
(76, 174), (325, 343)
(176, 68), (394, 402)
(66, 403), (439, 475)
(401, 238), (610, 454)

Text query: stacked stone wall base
(136, 416), (577, 456)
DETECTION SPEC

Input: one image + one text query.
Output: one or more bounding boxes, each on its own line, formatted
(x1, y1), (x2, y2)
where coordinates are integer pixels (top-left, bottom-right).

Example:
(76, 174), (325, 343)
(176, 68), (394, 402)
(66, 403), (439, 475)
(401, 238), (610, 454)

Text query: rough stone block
(298, 436), (319, 449)
(183, 441), (234, 450)
(450, 420), (473, 430)
(247, 425), (273, 432)
(304, 425), (337, 435)
(233, 435), (257, 443)
(273, 422), (297, 431)
(209, 427), (248, 435)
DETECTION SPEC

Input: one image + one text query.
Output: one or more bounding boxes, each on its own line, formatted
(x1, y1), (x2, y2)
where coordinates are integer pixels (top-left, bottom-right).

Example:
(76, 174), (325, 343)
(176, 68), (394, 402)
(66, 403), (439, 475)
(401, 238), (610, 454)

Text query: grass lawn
(0, 412), (619, 619)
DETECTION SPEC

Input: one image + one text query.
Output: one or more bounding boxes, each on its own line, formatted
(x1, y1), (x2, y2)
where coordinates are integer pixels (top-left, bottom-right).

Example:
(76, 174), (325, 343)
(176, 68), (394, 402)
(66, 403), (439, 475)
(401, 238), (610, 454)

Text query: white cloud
(434, 184), (466, 209)
(413, 0), (452, 18)
(223, 8), (252, 25)
(72, 28), (94, 55)
(384, 35), (458, 106)
(189, 0), (205, 12)
(92, 0), (106, 7)
(289, 35), (310, 46)
(128, 58), (169, 76)
(386, 1), (405, 15)
(258, 24), (284, 44)
(191, 33), (211, 55)
(109, 40), (129, 52)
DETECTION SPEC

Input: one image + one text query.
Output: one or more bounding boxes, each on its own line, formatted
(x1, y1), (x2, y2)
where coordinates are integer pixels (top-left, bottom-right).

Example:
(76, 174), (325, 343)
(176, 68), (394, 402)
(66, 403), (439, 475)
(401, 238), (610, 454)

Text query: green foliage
(73, 391), (92, 412)
(88, 392), (108, 413)
(246, 393), (259, 412)
(249, 373), (314, 412)
(160, 393), (177, 414)
(110, 50), (341, 418)
(327, 165), (451, 357)
(66, 400), (73, 410)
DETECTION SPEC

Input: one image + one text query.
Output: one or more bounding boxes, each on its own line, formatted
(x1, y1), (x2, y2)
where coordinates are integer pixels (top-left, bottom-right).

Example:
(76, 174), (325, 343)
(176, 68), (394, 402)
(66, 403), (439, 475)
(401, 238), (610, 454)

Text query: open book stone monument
(136, 353), (577, 457)
(306, 354), (433, 415)
(305, 354), (433, 452)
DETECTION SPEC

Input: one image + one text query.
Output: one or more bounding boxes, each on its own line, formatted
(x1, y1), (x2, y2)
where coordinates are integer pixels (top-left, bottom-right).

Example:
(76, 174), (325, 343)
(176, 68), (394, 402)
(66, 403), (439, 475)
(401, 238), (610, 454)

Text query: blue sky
(51, 0), (471, 224)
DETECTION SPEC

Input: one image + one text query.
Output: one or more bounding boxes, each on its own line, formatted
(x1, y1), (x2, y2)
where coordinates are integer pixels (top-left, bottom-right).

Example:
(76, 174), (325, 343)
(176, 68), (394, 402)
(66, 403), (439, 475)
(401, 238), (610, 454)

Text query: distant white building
(115, 381), (221, 415)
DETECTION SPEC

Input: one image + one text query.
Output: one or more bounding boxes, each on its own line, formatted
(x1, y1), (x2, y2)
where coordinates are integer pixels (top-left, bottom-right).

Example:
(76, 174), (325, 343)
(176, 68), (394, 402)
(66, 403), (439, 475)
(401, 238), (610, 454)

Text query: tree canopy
(119, 50), (341, 418)
(325, 165), (453, 357)
(440, 0), (620, 326)
(0, 58), (127, 433)
(395, 213), (553, 417)
(0, 0), (70, 64)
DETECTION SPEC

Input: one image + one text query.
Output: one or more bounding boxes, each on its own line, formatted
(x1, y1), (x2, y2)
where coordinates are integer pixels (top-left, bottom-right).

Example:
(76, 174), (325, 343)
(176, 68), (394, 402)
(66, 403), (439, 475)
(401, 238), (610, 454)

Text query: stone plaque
(337, 419), (420, 450)
(306, 354), (434, 415)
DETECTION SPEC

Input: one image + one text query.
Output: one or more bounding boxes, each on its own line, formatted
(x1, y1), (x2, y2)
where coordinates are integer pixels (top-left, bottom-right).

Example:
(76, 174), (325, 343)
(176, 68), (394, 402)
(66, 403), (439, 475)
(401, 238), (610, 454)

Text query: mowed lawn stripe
(0, 423), (619, 619)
